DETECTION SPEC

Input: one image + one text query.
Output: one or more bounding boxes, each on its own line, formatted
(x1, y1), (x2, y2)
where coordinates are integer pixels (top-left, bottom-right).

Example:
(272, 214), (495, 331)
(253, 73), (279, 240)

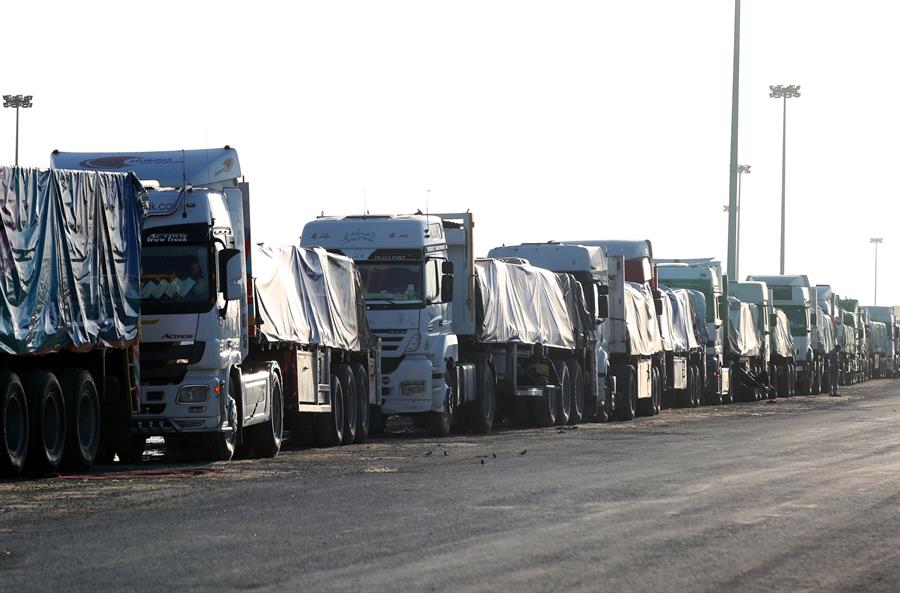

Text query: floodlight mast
(2, 94), (34, 166)
(769, 84), (801, 274)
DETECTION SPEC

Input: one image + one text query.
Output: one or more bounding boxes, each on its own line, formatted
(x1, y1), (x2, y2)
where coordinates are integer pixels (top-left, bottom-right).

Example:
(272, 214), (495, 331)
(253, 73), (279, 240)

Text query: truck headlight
(177, 385), (210, 403)
(400, 380), (426, 395)
(405, 333), (422, 352)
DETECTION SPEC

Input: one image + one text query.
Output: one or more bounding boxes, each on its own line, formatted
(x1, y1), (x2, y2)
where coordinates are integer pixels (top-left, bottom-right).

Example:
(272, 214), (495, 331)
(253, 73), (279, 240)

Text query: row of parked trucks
(1, 146), (897, 477)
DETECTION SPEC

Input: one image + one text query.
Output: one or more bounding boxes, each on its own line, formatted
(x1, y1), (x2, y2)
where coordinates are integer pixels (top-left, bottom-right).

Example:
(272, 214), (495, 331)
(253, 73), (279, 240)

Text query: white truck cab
(302, 214), (463, 433)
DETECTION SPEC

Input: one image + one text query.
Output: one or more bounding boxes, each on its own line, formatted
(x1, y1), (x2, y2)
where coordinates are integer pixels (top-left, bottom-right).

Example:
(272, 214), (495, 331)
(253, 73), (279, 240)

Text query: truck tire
(316, 372), (345, 446)
(691, 366), (704, 408)
(25, 370), (66, 473)
(248, 374), (283, 458)
(466, 361), (495, 434)
(0, 371), (28, 477)
(60, 369), (100, 472)
(426, 364), (455, 437)
(553, 362), (571, 426)
(351, 365), (370, 443)
(533, 364), (563, 427)
(566, 360), (584, 425)
(615, 366), (637, 421)
(202, 376), (239, 461)
(637, 366), (659, 417)
(337, 366), (358, 445)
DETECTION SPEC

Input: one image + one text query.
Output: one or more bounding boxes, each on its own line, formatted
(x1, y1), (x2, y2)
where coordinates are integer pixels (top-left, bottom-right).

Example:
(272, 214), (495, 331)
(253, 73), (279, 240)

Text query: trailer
(0, 166), (145, 476)
(727, 283), (773, 400)
(486, 243), (615, 421)
(658, 285), (704, 408)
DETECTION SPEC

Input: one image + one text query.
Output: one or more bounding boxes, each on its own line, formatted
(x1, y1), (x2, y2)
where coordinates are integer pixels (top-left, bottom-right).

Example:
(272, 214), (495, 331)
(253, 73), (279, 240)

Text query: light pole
(870, 237), (883, 305)
(769, 84), (800, 274)
(735, 164), (751, 279)
(2, 94), (34, 166)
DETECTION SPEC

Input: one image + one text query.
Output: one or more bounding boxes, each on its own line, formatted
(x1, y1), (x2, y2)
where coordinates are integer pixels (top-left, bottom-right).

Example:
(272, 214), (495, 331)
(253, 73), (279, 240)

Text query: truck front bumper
(133, 374), (227, 435)
(380, 356), (445, 415)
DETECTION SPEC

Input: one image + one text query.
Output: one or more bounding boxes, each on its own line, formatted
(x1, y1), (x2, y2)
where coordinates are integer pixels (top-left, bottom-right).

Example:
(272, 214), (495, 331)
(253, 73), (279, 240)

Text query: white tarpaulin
(727, 297), (762, 358)
(771, 309), (795, 358)
(623, 282), (663, 356)
(660, 285), (702, 352)
(813, 306), (836, 353)
(253, 244), (371, 351)
(686, 289), (711, 346)
(475, 259), (577, 348)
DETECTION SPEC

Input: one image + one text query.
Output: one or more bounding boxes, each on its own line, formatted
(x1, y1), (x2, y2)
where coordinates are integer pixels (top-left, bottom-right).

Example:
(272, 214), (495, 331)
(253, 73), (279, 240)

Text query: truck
(0, 166), (145, 476)
(485, 243), (617, 419)
(728, 278), (802, 398)
(818, 285), (852, 388)
(838, 297), (864, 384)
(723, 296), (764, 401)
(301, 213), (603, 435)
(657, 285), (705, 408)
(727, 281), (774, 400)
(863, 306), (900, 378)
(746, 275), (818, 394)
(52, 148), (381, 461)
(562, 240), (670, 417)
(655, 259), (731, 404)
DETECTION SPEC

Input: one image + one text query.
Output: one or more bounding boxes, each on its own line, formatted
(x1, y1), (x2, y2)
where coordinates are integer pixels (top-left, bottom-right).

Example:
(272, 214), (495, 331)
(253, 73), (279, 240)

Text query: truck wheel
(315, 372), (345, 446)
(25, 371), (66, 473)
(788, 365), (796, 396)
(0, 371), (28, 477)
(694, 366), (704, 407)
(351, 365), (370, 443)
(117, 435), (147, 464)
(615, 366), (637, 421)
(554, 362), (571, 426)
(202, 377), (239, 461)
(533, 364), (563, 427)
(566, 360), (584, 425)
(248, 375), (283, 458)
(337, 366), (358, 445)
(637, 366), (658, 417)
(60, 370), (100, 472)
(466, 362), (495, 434)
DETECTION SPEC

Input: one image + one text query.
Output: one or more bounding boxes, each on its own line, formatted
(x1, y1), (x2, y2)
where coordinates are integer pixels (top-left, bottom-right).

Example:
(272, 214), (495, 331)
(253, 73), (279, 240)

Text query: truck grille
(140, 341), (206, 385)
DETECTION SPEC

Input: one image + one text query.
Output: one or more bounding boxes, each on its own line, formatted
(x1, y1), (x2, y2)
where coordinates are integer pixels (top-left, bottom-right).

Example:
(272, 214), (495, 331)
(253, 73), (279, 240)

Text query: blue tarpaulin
(0, 167), (145, 354)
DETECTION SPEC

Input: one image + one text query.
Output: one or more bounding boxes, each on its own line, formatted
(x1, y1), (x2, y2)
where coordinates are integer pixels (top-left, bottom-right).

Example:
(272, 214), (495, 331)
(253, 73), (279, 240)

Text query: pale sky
(4, 1), (898, 305)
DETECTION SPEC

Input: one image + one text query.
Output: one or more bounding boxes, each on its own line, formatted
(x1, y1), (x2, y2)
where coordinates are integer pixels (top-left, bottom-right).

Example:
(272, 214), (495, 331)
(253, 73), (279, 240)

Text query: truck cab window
(425, 259), (441, 303)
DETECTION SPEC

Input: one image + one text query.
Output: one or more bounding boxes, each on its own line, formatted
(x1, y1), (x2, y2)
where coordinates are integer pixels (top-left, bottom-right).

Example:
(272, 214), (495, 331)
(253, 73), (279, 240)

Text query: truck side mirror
(597, 294), (609, 320)
(442, 261), (454, 274)
(440, 274), (454, 303)
(654, 298), (663, 316)
(218, 248), (242, 302)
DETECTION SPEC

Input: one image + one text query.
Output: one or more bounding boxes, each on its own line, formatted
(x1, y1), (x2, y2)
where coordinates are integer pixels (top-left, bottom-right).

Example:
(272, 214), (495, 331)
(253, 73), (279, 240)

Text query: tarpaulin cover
(771, 309), (795, 358)
(474, 259), (579, 348)
(838, 324), (857, 354)
(0, 167), (145, 355)
(660, 286), (701, 352)
(253, 244), (372, 351)
(686, 289), (711, 346)
(623, 281), (662, 356)
(867, 321), (888, 354)
(813, 306), (836, 353)
(727, 297), (762, 357)
(557, 273), (594, 349)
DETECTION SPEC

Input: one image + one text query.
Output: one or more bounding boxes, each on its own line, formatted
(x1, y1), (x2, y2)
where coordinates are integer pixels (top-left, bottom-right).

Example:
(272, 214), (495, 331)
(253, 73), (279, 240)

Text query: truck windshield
(358, 262), (423, 303)
(782, 305), (810, 336)
(141, 244), (214, 312)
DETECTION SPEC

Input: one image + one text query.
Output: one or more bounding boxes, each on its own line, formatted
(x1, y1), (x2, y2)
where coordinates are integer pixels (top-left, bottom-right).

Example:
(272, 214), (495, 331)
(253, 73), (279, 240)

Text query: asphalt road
(3, 381), (900, 593)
